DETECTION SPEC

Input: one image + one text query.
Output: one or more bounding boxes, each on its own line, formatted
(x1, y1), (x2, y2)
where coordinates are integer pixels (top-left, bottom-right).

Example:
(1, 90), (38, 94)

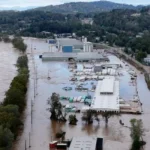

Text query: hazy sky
(0, 0), (150, 7)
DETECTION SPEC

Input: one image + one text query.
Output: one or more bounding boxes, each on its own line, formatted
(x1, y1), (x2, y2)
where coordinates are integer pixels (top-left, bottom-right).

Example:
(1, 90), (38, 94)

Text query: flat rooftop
(91, 77), (120, 111)
(57, 38), (83, 46)
(69, 137), (97, 150)
(42, 52), (107, 60)
(100, 78), (114, 94)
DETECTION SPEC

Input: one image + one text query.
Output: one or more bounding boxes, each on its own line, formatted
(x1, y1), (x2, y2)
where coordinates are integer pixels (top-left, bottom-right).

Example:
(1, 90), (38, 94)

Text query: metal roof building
(100, 78), (114, 94)
(57, 38), (83, 46)
(56, 38), (93, 53)
(42, 52), (108, 62)
(90, 77), (120, 112)
(69, 137), (103, 150)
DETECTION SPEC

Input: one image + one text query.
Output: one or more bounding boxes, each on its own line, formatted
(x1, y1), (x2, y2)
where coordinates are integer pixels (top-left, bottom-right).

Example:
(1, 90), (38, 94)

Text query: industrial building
(41, 52), (108, 62)
(56, 38), (93, 53)
(144, 55), (150, 63)
(94, 63), (120, 73)
(86, 77), (120, 112)
(69, 137), (103, 150)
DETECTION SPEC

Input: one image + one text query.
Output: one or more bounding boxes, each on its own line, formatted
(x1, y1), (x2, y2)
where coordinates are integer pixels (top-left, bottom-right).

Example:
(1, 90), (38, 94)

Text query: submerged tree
(56, 130), (66, 141)
(68, 115), (78, 125)
(82, 110), (98, 124)
(12, 37), (27, 53)
(100, 111), (120, 125)
(50, 93), (66, 122)
(130, 119), (146, 150)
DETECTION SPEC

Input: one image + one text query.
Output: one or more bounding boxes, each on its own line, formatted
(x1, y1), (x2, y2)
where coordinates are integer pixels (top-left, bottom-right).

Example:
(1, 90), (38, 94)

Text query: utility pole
(35, 65), (38, 96)
(34, 78), (36, 99)
(29, 132), (31, 148)
(25, 140), (27, 150)
(31, 100), (33, 124)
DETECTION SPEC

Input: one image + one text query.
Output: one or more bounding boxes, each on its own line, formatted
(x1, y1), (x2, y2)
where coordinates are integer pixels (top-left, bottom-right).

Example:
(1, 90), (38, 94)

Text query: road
(94, 43), (150, 74)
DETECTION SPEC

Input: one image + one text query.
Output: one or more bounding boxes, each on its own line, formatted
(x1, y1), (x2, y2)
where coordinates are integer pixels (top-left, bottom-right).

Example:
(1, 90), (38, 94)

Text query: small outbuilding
(69, 136), (103, 150)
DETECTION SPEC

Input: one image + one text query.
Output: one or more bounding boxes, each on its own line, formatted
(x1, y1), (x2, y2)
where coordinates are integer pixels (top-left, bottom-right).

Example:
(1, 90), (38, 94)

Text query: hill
(33, 1), (140, 14)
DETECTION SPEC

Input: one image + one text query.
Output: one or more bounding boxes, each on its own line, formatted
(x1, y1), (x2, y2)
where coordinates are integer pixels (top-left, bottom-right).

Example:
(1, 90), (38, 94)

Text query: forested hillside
(33, 1), (139, 13)
(0, 6), (150, 61)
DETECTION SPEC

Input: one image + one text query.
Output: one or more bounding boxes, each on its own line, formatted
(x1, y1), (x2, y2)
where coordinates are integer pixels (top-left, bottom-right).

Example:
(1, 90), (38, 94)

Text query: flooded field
(12, 37), (150, 150)
(0, 42), (20, 102)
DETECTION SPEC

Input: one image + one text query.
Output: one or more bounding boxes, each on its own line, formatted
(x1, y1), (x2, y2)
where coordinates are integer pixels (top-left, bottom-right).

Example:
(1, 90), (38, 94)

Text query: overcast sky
(0, 0), (150, 7)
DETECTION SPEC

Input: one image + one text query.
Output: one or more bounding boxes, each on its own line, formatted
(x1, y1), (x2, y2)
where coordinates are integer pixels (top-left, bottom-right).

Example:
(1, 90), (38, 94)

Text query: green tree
(12, 37), (27, 53)
(2, 35), (11, 43)
(3, 88), (25, 112)
(135, 50), (147, 62)
(0, 112), (22, 136)
(130, 119), (145, 150)
(0, 126), (14, 150)
(0, 105), (20, 117)
(68, 115), (78, 125)
(100, 111), (120, 125)
(82, 110), (97, 124)
(50, 93), (66, 121)
(17, 55), (28, 68)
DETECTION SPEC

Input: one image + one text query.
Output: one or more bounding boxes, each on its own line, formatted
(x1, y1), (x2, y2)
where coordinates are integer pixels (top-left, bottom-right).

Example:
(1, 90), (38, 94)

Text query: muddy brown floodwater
(12, 37), (150, 150)
(0, 42), (20, 102)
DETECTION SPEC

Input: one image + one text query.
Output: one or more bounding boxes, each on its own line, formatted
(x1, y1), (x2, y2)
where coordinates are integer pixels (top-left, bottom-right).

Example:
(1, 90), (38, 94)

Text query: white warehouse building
(82, 77), (120, 112)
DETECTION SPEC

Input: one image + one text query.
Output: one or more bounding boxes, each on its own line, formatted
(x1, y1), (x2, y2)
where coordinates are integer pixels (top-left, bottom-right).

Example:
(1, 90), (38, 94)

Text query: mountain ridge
(33, 1), (143, 14)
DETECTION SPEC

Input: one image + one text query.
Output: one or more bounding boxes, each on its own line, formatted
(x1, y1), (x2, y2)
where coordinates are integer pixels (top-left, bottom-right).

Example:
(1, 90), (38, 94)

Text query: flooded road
(0, 42), (20, 102)
(13, 37), (150, 150)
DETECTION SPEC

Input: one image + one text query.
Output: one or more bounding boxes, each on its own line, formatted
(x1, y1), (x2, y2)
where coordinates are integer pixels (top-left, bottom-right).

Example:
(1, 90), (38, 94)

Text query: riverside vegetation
(130, 119), (146, 150)
(0, 38), (28, 150)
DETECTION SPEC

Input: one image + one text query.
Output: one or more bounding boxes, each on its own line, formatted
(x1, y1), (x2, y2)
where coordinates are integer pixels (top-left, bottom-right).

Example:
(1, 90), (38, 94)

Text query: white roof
(100, 77), (114, 93)
(102, 69), (107, 75)
(90, 77), (120, 111)
(69, 137), (97, 150)
(57, 38), (83, 46)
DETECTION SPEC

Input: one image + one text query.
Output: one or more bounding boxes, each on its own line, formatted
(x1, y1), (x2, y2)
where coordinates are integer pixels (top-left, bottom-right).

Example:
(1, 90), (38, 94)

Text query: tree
(130, 119), (146, 150)
(12, 37), (27, 53)
(100, 111), (120, 125)
(50, 93), (66, 122)
(2, 35), (11, 43)
(0, 112), (22, 136)
(135, 50), (147, 62)
(82, 110), (97, 124)
(3, 88), (25, 112)
(17, 55), (28, 68)
(68, 115), (78, 125)
(0, 105), (20, 117)
(0, 126), (14, 150)
(55, 130), (66, 140)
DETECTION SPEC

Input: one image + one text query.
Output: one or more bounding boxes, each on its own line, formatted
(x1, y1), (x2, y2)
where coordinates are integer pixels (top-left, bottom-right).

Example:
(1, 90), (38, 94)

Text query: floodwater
(12, 37), (150, 150)
(0, 42), (20, 102)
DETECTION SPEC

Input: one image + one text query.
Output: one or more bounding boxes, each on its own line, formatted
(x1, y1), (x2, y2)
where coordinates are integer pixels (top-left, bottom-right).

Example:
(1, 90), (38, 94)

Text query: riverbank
(0, 38), (29, 149)
(0, 42), (20, 102)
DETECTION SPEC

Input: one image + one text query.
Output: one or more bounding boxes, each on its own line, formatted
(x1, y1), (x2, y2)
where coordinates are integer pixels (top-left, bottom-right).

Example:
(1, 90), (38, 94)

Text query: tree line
(12, 37), (27, 53)
(0, 7), (150, 60)
(0, 39), (29, 149)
